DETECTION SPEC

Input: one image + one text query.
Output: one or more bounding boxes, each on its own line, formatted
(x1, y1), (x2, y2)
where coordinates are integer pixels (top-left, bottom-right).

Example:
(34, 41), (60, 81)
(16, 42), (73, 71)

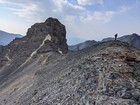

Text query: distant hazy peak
(0, 30), (22, 45)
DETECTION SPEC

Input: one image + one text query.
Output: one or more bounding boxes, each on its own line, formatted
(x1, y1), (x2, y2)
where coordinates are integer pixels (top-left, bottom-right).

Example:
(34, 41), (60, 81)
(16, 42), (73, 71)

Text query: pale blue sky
(0, 0), (140, 45)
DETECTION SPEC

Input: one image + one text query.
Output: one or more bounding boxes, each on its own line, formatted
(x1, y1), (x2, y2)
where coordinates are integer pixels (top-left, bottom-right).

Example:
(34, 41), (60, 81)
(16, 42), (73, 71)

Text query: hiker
(115, 34), (118, 40)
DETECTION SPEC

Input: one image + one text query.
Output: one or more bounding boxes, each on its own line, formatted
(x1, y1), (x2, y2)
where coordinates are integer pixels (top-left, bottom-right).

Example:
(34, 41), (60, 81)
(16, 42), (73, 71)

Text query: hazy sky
(0, 0), (140, 45)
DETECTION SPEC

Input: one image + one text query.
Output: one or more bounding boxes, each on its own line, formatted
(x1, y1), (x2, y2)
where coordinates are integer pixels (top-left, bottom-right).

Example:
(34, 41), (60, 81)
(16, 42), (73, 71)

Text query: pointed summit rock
(0, 17), (68, 85)
(1, 17), (68, 69)
(2, 17), (68, 67)
(26, 17), (68, 54)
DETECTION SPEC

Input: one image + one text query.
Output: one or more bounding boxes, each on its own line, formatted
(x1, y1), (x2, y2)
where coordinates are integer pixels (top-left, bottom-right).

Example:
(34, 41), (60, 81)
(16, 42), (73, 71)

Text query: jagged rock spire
(0, 18), (68, 85)
(26, 17), (68, 54)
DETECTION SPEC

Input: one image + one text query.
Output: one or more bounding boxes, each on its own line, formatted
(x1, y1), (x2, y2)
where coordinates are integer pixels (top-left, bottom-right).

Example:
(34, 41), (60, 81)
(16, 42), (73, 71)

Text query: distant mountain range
(69, 33), (140, 51)
(69, 40), (98, 51)
(0, 30), (22, 45)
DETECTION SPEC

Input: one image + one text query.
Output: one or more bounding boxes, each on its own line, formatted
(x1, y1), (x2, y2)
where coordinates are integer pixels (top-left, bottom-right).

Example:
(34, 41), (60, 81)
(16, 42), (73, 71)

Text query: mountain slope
(0, 30), (22, 45)
(0, 18), (140, 105)
(0, 17), (68, 85)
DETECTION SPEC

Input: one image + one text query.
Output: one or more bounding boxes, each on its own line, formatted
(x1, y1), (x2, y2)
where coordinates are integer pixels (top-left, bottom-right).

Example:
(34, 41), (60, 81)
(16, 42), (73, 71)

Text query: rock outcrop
(0, 17), (68, 85)
(26, 17), (68, 54)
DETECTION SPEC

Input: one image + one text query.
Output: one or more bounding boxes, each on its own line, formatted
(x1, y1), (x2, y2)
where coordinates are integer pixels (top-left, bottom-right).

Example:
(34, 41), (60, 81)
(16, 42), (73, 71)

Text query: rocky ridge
(0, 17), (68, 85)
(0, 18), (140, 105)
(102, 33), (140, 49)
(69, 33), (140, 51)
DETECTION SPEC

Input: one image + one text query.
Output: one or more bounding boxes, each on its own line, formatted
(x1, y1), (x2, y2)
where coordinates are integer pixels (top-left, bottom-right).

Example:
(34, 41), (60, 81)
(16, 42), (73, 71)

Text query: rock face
(26, 17), (68, 54)
(0, 18), (140, 105)
(0, 17), (68, 85)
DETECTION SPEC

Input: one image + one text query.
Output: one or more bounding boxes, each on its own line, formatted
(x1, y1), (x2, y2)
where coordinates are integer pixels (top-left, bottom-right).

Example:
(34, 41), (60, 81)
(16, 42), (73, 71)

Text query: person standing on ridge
(115, 33), (118, 40)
